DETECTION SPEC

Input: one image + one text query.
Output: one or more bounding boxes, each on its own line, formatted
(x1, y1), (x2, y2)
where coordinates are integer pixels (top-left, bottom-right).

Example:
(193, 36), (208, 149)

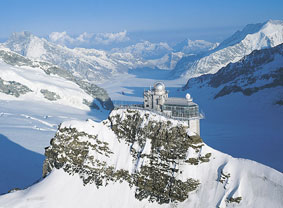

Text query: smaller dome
(154, 82), (165, 92)
(186, 93), (192, 100)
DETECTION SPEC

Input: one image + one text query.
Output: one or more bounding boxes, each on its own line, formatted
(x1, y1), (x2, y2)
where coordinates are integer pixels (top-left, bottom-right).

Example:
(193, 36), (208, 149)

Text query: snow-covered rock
(0, 109), (282, 208)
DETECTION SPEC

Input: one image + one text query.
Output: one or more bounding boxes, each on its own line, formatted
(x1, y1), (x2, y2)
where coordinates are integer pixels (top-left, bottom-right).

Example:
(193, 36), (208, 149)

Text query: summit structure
(143, 82), (202, 135)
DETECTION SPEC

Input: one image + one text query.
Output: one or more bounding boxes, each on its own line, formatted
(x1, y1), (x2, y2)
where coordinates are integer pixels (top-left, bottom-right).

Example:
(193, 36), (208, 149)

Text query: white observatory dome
(153, 82), (166, 95)
(154, 82), (165, 92)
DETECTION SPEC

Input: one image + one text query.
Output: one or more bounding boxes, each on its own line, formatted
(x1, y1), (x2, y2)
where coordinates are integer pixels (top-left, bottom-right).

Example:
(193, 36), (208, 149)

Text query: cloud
(93, 30), (130, 45)
(49, 32), (74, 45)
(48, 31), (130, 47)
(76, 32), (93, 42)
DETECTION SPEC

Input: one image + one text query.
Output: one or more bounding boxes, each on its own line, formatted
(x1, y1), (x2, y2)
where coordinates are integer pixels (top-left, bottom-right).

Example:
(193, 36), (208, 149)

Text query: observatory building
(143, 82), (202, 135)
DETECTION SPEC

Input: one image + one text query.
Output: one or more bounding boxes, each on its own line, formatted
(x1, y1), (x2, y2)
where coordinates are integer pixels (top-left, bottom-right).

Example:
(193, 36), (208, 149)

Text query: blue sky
(1, 0), (283, 42)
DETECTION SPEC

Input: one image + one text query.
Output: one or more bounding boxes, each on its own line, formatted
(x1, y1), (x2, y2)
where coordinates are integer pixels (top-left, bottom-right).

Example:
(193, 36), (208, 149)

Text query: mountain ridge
(172, 19), (283, 79)
(0, 31), (218, 82)
(0, 49), (113, 110)
(183, 43), (283, 102)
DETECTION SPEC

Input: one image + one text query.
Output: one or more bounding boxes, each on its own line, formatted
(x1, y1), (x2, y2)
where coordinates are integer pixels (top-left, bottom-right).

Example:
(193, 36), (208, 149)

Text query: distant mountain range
(0, 31), (217, 82)
(1, 20), (282, 84)
(172, 20), (283, 78)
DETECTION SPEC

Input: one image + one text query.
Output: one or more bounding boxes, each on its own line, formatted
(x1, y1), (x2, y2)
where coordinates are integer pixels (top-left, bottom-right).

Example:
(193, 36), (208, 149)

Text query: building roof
(164, 97), (197, 107)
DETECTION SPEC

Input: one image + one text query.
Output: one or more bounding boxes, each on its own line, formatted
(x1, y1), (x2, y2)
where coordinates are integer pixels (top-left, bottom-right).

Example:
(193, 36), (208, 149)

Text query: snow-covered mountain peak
(265, 19), (283, 26)
(172, 19), (283, 78)
(3, 31), (61, 60)
(0, 108), (282, 207)
(217, 19), (283, 50)
(216, 22), (265, 50)
(4, 31), (42, 57)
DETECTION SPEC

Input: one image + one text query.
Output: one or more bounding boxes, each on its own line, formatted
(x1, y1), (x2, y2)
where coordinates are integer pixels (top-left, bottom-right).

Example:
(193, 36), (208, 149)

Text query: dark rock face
(184, 43), (283, 99)
(43, 127), (115, 186)
(43, 109), (205, 204)
(40, 89), (61, 101)
(82, 99), (100, 110)
(76, 80), (114, 110)
(109, 110), (201, 203)
(0, 77), (32, 97)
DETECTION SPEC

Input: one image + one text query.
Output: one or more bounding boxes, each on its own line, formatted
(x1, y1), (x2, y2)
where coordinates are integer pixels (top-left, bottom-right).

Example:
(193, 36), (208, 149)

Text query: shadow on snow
(0, 134), (45, 194)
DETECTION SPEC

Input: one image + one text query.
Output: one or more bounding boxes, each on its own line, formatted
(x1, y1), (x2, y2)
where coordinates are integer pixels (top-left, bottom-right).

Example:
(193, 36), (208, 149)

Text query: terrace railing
(114, 105), (204, 121)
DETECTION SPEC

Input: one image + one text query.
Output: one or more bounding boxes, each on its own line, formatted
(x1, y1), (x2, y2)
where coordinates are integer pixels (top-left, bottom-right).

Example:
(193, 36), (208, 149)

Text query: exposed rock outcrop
(43, 109), (203, 204)
(0, 77), (32, 97)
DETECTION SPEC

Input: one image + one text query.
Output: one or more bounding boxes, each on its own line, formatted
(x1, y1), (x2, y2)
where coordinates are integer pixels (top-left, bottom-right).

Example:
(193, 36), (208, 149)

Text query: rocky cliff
(43, 109), (203, 204)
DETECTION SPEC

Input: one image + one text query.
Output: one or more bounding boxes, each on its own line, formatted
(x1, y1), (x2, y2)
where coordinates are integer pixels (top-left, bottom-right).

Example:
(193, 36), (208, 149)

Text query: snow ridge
(172, 19), (283, 78)
(184, 43), (283, 101)
(0, 49), (113, 110)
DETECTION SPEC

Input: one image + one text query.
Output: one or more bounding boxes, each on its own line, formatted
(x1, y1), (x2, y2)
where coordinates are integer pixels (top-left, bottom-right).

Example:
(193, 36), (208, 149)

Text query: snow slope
(0, 109), (282, 208)
(172, 20), (283, 78)
(0, 53), (95, 110)
(0, 48), (113, 109)
(0, 49), (112, 194)
(0, 99), (105, 195)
